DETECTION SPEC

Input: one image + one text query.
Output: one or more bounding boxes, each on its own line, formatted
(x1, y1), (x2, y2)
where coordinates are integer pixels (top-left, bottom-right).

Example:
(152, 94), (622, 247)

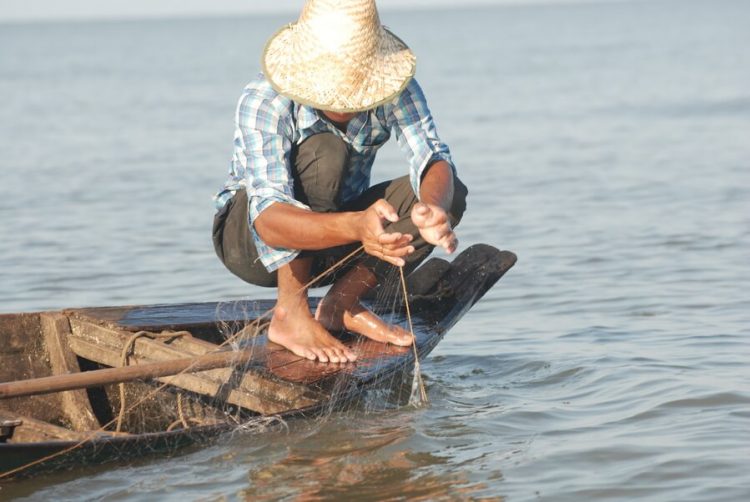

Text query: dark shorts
(213, 132), (467, 288)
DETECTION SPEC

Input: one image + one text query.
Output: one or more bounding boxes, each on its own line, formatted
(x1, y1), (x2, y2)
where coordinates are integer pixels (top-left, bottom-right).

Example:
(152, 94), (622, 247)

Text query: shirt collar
(295, 104), (321, 131)
(294, 103), (371, 140)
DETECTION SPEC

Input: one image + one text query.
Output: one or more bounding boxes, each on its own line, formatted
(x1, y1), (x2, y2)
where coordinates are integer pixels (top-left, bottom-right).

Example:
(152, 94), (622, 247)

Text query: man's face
(321, 110), (358, 123)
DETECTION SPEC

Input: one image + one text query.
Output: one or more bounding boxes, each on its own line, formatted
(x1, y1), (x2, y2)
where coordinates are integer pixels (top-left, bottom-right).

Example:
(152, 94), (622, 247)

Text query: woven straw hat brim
(262, 24), (416, 113)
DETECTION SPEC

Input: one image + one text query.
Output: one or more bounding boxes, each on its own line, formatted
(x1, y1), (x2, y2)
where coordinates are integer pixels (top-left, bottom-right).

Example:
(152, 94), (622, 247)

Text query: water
(1, 0), (749, 499)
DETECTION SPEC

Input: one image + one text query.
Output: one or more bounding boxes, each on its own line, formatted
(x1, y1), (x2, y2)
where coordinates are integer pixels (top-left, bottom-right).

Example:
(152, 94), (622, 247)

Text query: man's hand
(358, 199), (414, 267)
(411, 202), (457, 254)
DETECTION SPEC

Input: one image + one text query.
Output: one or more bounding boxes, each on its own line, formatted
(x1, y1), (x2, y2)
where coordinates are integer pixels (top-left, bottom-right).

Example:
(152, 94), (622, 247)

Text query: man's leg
(213, 133), (356, 362)
(316, 261), (415, 345)
(292, 132), (359, 283)
(268, 257), (355, 363)
(213, 188), (276, 287)
(214, 134), (468, 359)
(212, 132), (351, 287)
(267, 133), (357, 363)
(291, 132), (349, 213)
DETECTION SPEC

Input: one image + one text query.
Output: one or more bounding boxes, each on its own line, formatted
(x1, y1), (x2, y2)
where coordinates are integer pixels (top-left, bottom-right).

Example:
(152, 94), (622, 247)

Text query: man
(213, 0), (467, 364)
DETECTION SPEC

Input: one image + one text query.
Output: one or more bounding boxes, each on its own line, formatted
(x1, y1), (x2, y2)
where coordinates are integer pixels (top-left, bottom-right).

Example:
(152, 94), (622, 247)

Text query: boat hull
(0, 244), (516, 479)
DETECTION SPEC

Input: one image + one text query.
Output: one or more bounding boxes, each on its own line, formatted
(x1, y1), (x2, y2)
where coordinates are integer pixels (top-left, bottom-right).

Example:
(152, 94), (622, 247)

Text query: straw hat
(262, 0), (417, 113)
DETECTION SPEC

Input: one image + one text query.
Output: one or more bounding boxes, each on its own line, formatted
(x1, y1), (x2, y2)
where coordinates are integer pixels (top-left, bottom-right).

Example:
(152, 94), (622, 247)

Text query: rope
(399, 266), (428, 404)
(115, 330), (190, 433)
(177, 392), (189, 429)
(165, 393), (205, 431)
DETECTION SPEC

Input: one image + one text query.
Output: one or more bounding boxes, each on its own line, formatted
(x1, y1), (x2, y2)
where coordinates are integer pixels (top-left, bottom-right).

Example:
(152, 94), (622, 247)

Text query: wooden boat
(0, 244), (516, 479)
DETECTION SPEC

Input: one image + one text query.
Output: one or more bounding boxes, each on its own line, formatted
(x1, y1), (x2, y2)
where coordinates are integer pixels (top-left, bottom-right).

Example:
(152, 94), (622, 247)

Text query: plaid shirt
(215, 74), (454, 272)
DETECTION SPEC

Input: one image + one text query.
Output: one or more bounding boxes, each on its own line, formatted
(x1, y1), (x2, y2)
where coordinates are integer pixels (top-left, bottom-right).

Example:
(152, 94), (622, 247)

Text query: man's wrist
(345, 211), (366, 243)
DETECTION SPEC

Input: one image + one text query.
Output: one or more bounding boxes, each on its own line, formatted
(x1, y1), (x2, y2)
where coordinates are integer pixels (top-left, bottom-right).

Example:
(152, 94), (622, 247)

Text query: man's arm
(255, 159), (457, 265)
(412, 160), (459, 254)
(255, 200), (415, 267)
(419, 160), (454, 211)
(386, 79), (459, 255)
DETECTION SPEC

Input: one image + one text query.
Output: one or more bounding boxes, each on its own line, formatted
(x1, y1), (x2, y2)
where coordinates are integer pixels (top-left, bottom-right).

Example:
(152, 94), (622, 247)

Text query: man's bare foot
(315, 299), (414, 347)
(268, 305), (357, 363)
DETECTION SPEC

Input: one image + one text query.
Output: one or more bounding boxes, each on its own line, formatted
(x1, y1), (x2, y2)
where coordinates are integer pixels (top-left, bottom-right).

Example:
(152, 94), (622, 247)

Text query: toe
(323, 347), (340, 364)
(330, 341), (356, 363)
(312, 348), (329, 363)
(334, 346), (354, 363)
(389, 330), (414, 346)
(290, 345), (317, 361)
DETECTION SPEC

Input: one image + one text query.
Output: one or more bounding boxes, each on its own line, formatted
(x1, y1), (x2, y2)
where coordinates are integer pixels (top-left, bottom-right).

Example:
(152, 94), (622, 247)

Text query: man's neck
(320, 110), (357, 133)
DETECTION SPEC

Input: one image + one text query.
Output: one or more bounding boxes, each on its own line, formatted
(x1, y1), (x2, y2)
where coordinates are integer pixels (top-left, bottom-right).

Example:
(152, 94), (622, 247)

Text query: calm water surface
(1, 0), (749, 500)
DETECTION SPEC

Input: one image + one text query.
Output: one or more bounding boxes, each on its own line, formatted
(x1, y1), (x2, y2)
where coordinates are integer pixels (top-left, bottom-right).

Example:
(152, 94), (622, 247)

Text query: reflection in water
(240, 416), (501, 501)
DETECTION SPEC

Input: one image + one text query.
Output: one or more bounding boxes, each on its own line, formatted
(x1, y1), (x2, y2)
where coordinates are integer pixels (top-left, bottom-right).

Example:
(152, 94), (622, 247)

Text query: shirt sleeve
(387, 78), (456, 199)
(233, 84), (310, 272)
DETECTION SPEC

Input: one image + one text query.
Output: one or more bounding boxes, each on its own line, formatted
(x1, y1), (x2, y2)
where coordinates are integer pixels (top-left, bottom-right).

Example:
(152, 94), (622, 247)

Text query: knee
(293, 133), (350, 212)
(300, 132), (349, 170)
(449, 176), (468, 227)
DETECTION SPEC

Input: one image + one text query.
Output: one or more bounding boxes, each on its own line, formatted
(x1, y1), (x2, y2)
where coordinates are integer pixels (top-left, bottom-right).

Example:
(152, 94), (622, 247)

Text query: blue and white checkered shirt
(215, 74), (455, 272)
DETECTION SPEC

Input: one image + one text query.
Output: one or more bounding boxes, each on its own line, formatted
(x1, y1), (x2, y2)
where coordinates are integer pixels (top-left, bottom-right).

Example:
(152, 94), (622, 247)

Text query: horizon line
(0, 0), (646, 26)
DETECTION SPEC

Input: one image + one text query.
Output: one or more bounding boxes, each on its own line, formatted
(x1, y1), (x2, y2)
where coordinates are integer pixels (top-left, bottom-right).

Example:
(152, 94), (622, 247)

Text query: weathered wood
(67, 299), (282, 334)
(0, 313), (69, 427)
(67, 317), (321, 414)
(264, 346), (346, 384)
(69, 316), (238, 380)
(0, 313), (40, 355)
(39, 313), (100, 431)
(0, 411), (99, 443)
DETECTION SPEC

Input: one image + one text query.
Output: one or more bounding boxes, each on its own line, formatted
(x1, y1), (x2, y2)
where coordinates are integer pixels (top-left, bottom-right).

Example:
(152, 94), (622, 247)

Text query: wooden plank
(265, 348), (346, 384)
(67, 318), (322, 415)
(67, 337), (297, 415)
(0, 411), (101, 443)
(69, 316), (238, 380)
(39, 313), (100, 432)
(0, 313), (40, 354)
(66, 299), (285, 333)
(0, 313), (69, 427)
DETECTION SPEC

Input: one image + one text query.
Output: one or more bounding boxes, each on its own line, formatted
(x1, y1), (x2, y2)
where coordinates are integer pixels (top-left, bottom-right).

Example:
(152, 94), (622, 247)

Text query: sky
(0, 0), (625, 23)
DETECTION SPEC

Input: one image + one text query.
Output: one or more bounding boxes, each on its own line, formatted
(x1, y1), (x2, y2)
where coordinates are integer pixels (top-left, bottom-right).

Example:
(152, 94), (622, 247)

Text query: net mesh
(0, 250), (431, 479)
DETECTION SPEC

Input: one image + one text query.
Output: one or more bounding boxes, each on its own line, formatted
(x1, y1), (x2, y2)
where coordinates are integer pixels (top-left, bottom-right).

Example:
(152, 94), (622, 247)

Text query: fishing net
(208, 250), (429, 424)
(0, 248), (431, 480)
